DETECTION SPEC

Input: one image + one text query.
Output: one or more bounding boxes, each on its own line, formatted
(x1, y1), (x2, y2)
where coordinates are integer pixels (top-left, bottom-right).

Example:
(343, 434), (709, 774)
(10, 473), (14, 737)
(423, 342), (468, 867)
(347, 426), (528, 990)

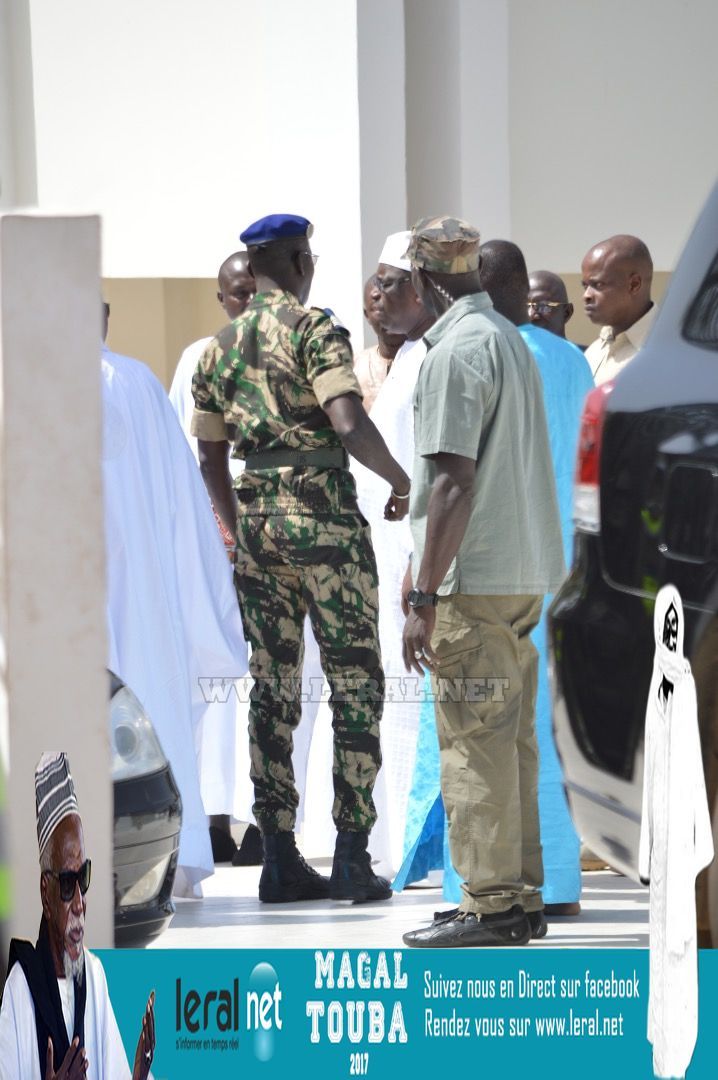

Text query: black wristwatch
(407, 588), (439, 608)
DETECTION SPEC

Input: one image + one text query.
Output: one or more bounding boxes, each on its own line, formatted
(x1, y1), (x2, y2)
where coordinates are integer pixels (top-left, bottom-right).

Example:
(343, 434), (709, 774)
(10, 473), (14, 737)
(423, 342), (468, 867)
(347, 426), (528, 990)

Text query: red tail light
(574, 382), (613, 533)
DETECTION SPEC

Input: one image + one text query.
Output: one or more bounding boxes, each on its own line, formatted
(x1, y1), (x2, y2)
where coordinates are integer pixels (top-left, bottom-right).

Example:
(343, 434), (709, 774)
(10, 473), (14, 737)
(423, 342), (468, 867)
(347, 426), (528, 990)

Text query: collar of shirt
(249, 288), (297, 310)
(423, 291), (493, 348)
(599, 302), (656, 351)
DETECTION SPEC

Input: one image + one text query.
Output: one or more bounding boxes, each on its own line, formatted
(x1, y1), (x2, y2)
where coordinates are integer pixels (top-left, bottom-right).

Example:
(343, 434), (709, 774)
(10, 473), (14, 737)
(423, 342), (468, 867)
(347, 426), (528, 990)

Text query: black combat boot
(329, 831), (392, 902)
(258, 832), (330, 903)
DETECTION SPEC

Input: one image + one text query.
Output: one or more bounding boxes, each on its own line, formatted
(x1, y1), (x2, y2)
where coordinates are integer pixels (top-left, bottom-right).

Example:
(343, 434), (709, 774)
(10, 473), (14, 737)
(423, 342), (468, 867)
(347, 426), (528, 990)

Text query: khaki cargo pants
(431, 593), (545, 914)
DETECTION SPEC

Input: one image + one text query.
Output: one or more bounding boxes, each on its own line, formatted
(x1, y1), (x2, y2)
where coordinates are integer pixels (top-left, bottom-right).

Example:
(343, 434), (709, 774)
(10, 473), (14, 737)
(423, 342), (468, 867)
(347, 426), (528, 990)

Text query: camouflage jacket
(191, 289), (363, 516)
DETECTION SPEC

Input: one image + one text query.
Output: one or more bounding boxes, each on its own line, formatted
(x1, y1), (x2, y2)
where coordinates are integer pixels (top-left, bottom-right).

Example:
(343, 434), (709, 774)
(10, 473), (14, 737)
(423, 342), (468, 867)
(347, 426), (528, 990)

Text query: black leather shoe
(209, 825), (238, 864)
(258, 832), (330, 902)
(403, 905), (531, 948)
(433, 907), (459, 924)
(435, 905), (547, 939)
(232, 824), (263, 866)
(329, 831), (392, 902)
(526, 909), (548, 939)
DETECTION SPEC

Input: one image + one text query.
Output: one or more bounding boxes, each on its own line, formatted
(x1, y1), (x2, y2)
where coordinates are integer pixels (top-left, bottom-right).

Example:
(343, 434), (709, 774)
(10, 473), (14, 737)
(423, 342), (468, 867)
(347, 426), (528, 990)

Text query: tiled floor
(149, 863), (649, 950)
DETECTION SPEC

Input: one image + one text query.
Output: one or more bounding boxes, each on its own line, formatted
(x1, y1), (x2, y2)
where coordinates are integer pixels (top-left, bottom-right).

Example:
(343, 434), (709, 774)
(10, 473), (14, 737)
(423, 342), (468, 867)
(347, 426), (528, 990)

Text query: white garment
(169, 337), (243, 479)
(639, 585), (714, 1079)
(102, 347), (249, 889)
(0, 950), (142, 1080)
(168, 339), (323, 830)
(303, 336), (427, 873)
(57, 976), (74, 1042)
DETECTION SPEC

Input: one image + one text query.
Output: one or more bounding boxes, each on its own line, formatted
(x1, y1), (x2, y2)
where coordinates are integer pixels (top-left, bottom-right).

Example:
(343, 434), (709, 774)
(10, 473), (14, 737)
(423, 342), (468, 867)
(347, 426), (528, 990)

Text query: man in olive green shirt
(400, 217), (564, 948)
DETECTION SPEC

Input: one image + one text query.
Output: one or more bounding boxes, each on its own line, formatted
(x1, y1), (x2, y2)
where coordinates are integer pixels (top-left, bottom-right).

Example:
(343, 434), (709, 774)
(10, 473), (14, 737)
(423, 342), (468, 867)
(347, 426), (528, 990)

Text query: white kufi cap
(378, 230), (412, 272)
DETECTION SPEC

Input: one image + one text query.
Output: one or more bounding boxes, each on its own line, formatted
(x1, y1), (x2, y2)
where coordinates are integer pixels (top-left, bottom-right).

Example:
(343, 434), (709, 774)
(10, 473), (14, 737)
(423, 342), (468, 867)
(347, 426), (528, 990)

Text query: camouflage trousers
(234, 511), (385, 835)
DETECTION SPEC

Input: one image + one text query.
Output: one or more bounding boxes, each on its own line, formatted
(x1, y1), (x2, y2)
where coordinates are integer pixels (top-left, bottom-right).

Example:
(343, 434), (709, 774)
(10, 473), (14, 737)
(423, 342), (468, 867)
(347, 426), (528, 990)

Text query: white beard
(63, 946), (85, 986)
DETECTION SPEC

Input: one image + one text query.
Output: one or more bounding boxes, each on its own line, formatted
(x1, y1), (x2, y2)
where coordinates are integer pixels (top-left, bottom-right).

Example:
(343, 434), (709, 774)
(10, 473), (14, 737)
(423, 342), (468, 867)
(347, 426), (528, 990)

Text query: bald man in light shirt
(581, 234), (655, 384)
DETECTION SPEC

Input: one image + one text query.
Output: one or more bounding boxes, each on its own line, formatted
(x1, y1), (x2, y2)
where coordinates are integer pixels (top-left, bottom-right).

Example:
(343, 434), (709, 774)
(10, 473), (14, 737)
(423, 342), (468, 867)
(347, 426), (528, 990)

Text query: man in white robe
(351, 231), (434, 876)
(102, 340), (248, 892)
(0, 754), (155, 1079)
(1, 950), (148, 1080)
(639, 585), (714, 1079)
(169, 251), (255, 466)
(168, 252), (261, 861)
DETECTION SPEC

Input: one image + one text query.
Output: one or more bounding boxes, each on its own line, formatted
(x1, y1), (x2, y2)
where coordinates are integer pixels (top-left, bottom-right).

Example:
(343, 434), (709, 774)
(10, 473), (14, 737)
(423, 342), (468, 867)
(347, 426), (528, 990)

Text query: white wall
(11, 0), (718, 344)
(509, 0), (718, 272)
(27, 0), (366, 337)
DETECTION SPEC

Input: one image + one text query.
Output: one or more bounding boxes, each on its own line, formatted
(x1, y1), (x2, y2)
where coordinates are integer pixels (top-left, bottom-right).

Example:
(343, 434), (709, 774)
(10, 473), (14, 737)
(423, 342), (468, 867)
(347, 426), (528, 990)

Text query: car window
(683, 252), (718, 348)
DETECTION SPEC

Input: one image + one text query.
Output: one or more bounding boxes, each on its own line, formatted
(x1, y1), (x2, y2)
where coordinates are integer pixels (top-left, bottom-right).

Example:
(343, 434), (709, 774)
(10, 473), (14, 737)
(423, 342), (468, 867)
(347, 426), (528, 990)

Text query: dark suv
(549, 182), (718, 945)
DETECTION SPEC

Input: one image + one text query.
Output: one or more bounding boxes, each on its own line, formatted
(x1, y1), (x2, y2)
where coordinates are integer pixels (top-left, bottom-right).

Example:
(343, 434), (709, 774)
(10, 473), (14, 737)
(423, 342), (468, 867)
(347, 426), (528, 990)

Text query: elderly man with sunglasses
(0, 753), (155, 1079)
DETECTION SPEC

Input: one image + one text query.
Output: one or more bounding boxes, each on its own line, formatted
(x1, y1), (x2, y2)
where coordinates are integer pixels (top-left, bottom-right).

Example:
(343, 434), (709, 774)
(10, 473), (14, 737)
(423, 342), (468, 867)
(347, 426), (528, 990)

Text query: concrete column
(0, 0), (38, 208)
(404, 0), (463, 223)
(357, 0), (408, 332)
(0, 212), (111, 948)
(459, 0), (510, 240)
(403, 0), (510, 239)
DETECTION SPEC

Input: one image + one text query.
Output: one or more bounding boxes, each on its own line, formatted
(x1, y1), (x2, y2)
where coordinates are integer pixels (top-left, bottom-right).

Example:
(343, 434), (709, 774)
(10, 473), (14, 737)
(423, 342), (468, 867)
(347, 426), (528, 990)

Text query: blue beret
(239, 214), (313, 247)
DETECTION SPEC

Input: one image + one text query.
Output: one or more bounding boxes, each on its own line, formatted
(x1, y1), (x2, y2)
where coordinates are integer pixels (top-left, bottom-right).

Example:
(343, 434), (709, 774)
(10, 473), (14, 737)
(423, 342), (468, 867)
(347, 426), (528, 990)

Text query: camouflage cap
(404, 216), (481, 274)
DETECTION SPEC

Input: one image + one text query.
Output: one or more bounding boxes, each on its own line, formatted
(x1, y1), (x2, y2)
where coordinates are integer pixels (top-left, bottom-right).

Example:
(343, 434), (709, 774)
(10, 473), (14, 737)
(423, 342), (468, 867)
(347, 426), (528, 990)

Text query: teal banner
(98, 948), (718, 1079)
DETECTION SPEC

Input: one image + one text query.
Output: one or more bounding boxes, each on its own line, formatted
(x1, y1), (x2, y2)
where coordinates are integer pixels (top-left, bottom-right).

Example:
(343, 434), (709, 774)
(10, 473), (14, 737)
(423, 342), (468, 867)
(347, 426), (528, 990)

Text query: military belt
(244, 446), (348, 470)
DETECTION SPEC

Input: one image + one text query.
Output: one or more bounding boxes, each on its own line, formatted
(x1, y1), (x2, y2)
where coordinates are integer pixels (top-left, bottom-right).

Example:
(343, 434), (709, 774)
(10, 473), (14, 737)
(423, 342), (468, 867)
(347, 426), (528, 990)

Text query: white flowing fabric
(169, 337), (212, 459)
(302, 336), (427, 872)
(639, 584), (714, 1079)
(0, 950), (143, 1079)
(169, 338), (243, 480)
(102, 347), (249, 890)
(168, 339), (323, 831)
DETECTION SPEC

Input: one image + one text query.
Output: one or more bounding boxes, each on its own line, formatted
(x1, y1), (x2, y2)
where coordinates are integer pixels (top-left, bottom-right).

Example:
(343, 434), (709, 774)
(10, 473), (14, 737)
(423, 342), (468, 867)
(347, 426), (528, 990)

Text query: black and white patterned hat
(35, 752), (80, 857)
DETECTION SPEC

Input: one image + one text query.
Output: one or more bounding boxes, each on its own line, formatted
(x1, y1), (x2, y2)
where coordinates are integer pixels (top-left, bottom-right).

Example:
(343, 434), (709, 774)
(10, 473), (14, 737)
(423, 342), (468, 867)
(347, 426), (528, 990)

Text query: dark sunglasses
(43, 859), (92, 902)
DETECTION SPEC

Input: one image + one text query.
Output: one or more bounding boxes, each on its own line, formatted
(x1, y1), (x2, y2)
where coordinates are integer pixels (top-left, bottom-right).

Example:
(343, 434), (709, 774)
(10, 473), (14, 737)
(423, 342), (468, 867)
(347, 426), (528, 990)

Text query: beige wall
(103, 278), (225, 388)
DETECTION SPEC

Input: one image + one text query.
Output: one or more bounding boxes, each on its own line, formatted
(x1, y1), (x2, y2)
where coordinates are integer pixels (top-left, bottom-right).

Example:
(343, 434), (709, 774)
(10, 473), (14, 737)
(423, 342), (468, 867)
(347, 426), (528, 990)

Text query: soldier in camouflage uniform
(191, 213), (411, 903)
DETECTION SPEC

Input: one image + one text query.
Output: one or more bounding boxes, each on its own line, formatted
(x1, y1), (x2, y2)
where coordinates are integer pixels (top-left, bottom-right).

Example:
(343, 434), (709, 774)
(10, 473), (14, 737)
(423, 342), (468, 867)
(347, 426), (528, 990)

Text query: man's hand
(402, 607), (439, 675)
(198, 440), (238, 545)
(384, 488), (410, 521)
(132, 991), (156, 1080)
(45, 1037), (88, 1079)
